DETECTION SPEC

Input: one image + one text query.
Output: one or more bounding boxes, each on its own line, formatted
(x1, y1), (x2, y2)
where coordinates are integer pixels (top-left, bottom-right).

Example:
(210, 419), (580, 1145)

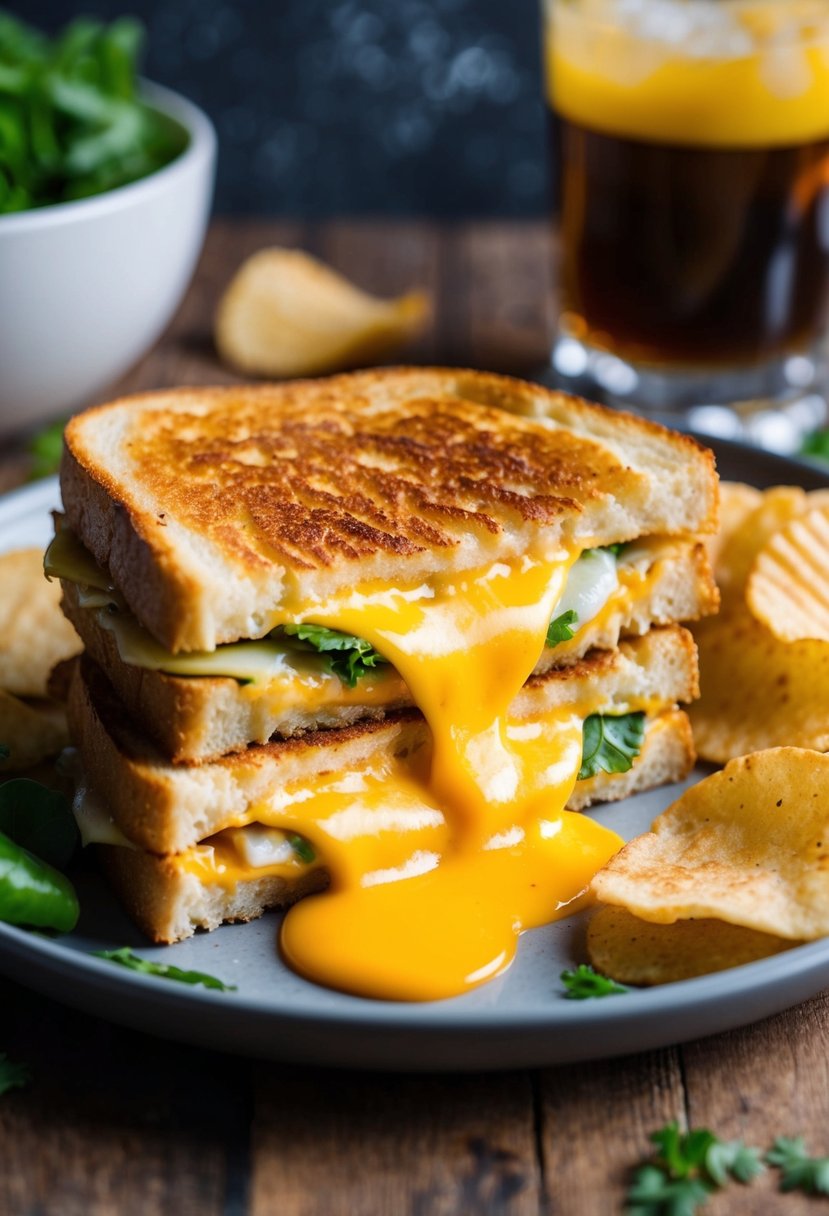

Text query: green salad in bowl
(0, 10), (188, 213)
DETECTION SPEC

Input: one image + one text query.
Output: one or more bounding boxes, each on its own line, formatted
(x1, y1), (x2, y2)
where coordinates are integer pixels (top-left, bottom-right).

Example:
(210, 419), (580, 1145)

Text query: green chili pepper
(0, 830), (79, 932)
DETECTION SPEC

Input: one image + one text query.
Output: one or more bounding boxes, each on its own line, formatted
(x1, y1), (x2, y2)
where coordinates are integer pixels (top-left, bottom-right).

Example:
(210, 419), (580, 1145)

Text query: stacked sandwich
(49, 368), (719, 1000)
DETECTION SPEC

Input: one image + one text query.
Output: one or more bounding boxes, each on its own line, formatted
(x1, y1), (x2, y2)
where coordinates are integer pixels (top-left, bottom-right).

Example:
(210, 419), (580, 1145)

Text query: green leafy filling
(0, 12), (188, 214)
(560, 963), (627, 999)
(546, 609), (578, 647)
(578, 712), (646, 781)
(281, 623), (389, 688)
(288, 833), (315, 864)
(93, 946), (237, 992)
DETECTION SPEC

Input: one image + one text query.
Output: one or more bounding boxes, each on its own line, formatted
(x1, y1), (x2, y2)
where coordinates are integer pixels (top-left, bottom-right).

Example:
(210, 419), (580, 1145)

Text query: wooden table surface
(2, 220), (827, 1216)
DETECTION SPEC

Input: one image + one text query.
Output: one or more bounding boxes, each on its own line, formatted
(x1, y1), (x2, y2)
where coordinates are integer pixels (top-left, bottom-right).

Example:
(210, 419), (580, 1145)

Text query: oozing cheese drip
(176, 710), (622, 1000)
(262, 551), (622, 999)
(50, 529), (626, 1000)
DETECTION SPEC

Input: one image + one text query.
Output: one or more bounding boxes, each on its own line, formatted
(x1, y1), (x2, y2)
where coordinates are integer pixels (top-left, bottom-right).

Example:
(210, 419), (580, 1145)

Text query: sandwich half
(53, 368), (718, 1000)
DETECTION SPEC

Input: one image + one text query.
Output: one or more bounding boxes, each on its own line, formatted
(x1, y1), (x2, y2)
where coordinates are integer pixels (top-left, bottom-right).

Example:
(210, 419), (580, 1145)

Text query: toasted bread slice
(61, 368), (718, 652)
(97, 708), (693, 944)
(61, 541), (714, 761)
(67, 625), (698, 854)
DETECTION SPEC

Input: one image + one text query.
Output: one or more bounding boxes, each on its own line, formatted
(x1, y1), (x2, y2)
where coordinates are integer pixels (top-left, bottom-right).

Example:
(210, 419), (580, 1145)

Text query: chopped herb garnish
(578, 711), (646, 781)
(560, 963), (628, 999)
(546, 608), (578, 647)
(767, 1137), (829, 1195)
(93, 946), (237, 991)
(0, 1052), (30, 1096)
(281, 623), (388, 688)
(627, 1123), (763, 1214)
(288, 833), (315, 864)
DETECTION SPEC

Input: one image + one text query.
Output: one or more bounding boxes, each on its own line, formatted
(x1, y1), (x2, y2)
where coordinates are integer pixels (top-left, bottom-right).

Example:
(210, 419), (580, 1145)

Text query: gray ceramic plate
(1, 442), (827, 1072)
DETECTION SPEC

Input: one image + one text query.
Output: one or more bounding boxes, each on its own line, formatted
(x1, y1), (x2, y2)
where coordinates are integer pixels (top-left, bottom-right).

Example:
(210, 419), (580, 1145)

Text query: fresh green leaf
(705, 1140), (764, 1186)
(94, 946), (237, 992)
(281, 623), (389, 688)
(0, 830), (78, 932)
(628, 1122), (765, 1214)
(578, 712), (646, 781)
(288, 833), (315, 864)
(767, 1137), (829, 1194)
(626, 1165), (712, 1216)
(560, 963), (628, 999)
(0, 779), (78, 869)
(27, 418), (67, 480)
(546, 609), (578, 647)
(0, 1052), (30, 1096)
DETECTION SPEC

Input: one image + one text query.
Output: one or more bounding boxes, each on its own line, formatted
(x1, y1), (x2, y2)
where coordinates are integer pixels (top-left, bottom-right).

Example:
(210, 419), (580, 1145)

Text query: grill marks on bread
(126, 391), (634, 571)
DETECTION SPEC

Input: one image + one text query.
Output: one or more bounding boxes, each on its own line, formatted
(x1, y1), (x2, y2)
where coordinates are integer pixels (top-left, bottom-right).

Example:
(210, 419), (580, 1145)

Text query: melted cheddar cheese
(51, 529), (630, 1001)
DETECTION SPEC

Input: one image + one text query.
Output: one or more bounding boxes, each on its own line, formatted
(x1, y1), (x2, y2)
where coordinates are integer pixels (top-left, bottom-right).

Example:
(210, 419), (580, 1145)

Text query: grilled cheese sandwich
(55, 368), (718, 1000)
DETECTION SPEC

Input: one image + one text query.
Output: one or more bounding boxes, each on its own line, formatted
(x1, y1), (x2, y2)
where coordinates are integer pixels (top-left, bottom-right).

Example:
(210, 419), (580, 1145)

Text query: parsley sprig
(767, 1137), (829, 1194)
(93, 947), (237, 992)
(627, 1123), (763, 1215)
(281, 623), (388, 688)
(560, 964), (628, 999)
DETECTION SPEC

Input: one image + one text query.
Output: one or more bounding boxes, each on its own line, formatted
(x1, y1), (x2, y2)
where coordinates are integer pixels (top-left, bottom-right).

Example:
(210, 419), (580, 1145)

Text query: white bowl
(0, 81), (216, 435)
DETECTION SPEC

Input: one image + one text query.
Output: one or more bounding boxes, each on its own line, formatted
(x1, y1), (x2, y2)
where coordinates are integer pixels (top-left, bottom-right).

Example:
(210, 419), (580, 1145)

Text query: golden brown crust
(61, 368), (719, 651)
(99, 845), (328, 944)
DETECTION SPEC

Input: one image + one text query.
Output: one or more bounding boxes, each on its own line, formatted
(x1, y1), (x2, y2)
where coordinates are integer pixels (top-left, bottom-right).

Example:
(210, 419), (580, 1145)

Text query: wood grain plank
(537, 1048), (686, 1214)
(448, 222), (553, 376)
(249, 1067), (540, 1216)
(0, 977), (250, 1216)
(682, 991), (829, 1214)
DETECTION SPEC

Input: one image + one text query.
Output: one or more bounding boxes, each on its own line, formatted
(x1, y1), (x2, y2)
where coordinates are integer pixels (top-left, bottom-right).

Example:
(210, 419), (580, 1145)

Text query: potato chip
(587, 905), (796, 986)
(705, 481), (762, 576)
(713, 485), (806, 605)
(215, 247), (430, 378)
(0, 691), (68, 771)
(0, 549), (80, 697)
(592, 748), (829, 940)
(747, 506), (829, 642)
(690, 602), (829, 761)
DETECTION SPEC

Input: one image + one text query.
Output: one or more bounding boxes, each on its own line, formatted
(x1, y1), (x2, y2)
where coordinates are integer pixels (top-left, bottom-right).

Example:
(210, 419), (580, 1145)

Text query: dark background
(18, 0), (548, 217)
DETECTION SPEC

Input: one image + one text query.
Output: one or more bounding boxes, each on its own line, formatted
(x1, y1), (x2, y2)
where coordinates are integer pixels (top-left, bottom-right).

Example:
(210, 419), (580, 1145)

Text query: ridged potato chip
(0, 549), (80, 697)
(215, 247), (430, 378)
(713, 485), (805, 606)
(587, 905), (795, 986)
(591, 748), (829, 941)
(747, 506), (829, 642)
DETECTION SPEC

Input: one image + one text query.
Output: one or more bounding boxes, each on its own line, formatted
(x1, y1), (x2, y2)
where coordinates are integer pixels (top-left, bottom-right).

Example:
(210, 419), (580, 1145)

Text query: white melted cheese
(555, 548), (619, 630)
(73, 784), (135, 849)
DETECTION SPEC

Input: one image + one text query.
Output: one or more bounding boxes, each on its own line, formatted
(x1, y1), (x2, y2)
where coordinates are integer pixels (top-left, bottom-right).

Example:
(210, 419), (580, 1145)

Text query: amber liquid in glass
(550, 109), (829, 368)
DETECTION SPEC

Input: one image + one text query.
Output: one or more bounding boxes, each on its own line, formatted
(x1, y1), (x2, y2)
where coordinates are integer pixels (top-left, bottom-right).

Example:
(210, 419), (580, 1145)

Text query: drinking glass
(543, 0), (829, 446)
